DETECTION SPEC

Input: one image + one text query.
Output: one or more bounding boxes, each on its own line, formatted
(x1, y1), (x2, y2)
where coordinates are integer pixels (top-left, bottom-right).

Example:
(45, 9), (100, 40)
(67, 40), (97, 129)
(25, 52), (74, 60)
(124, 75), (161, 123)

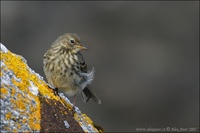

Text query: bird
(43, 33), (101, 107)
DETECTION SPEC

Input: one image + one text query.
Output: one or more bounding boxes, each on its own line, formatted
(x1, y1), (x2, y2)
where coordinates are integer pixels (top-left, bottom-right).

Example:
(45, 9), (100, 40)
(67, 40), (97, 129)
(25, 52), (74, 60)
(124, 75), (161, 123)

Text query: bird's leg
(54, 88), (58, 95)
(71, 94), (77, 115)
(73, 94), (77, 106)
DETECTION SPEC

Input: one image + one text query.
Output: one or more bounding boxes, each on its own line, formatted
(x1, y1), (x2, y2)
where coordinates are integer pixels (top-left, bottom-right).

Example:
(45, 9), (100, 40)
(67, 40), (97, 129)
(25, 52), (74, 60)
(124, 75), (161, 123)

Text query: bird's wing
(77, 52), (87, 73)
(77, 52), (101, 104)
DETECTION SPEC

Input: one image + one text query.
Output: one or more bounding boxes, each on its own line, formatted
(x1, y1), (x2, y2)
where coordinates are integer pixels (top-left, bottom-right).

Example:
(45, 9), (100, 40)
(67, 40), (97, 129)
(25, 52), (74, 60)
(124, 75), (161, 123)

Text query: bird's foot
(47, 85), (59, 96)
(53, 88), (59, 96)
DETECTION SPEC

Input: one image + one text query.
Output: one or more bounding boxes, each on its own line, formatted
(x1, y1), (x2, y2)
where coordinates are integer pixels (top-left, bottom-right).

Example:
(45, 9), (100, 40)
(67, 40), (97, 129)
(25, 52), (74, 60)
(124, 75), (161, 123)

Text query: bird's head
(54, 33), (88, 54)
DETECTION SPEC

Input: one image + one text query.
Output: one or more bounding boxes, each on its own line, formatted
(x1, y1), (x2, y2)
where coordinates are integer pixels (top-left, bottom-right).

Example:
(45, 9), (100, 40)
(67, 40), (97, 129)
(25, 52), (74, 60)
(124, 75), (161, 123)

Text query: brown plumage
(43, 33), (101, 105)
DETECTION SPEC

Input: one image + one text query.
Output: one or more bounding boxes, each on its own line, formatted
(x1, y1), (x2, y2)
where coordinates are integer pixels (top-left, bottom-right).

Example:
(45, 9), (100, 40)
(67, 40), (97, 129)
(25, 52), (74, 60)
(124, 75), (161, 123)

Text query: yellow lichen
(82, 114), (93, 124)
(60, 98), (73, 109)
(0, 88), (8, 98)
(16, 98), (26, 111)
(17, 123), (21, 129)
(74, 113), (99, 132)
(5, 112), (12, 120)
(12, 129), (18, 132)
(21, 118), (27, 124)
(0, 69), (4, 77)
(10, 99), (16, 108)
(1, 51), (42, 130)
(11, 85), (17, 98)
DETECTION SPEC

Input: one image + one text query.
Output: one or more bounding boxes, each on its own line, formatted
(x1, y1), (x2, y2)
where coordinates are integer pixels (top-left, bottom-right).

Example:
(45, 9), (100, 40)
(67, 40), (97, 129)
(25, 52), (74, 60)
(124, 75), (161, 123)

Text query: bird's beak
(77, 45), (88, 50)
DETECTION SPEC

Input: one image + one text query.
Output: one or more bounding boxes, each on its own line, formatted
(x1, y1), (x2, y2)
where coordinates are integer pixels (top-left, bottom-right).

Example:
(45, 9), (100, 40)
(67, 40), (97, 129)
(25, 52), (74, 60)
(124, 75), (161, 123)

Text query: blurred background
(1, 1), (199, 132)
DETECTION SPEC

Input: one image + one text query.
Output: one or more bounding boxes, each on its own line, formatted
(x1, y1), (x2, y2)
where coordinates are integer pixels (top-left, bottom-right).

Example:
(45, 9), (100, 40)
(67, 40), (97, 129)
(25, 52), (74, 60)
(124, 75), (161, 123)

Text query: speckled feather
(43, 33), (101, 104)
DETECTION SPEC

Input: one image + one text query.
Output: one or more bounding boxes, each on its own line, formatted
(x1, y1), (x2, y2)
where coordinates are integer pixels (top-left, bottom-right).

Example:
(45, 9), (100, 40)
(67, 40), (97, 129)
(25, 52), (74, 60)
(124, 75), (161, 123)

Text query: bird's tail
(81, 87), (101, 104)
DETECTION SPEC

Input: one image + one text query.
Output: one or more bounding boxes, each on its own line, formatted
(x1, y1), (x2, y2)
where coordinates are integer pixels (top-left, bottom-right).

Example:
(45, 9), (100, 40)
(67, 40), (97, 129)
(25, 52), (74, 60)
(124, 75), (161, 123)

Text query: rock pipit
(43, 33), (101, 107)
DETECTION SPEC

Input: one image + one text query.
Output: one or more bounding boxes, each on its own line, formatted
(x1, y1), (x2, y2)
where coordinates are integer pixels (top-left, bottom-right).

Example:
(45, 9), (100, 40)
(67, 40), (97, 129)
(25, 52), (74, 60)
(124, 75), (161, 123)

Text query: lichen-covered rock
(0, 43), (103, 132)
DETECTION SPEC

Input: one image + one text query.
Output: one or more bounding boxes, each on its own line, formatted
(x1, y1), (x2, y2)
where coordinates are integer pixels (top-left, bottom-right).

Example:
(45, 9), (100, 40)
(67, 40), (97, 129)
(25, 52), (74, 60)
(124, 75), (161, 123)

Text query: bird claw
(47, 85), (59, 96)
(53, 88), (59, 96)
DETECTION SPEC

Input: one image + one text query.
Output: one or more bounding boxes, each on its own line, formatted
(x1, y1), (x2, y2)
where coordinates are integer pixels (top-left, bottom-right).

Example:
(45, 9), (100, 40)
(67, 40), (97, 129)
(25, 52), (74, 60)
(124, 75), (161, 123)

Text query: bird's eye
(70, 39), (75, 44)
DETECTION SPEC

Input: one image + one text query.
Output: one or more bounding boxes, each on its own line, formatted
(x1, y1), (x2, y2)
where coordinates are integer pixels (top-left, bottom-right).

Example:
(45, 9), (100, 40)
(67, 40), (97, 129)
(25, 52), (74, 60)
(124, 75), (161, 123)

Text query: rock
(0, 43), (103, 132)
